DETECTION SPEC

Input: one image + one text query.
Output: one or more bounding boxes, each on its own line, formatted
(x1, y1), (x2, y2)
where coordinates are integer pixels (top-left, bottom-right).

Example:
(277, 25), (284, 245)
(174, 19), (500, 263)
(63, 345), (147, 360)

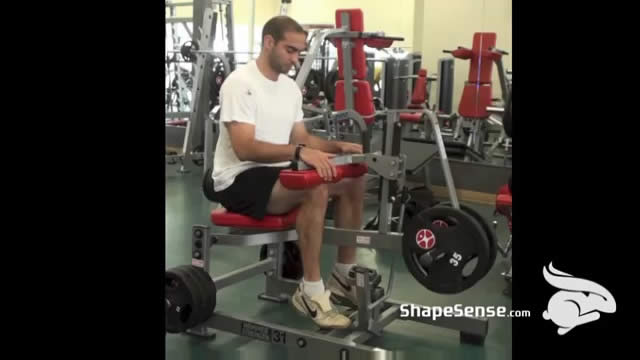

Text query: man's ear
(263, 35), (274, 50)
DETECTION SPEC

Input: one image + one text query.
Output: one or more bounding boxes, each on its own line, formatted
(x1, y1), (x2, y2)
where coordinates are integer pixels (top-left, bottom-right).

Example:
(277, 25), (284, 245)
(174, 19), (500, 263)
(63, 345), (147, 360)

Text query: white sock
(302, 278), (325, 297)
(334, 262), (356, 278)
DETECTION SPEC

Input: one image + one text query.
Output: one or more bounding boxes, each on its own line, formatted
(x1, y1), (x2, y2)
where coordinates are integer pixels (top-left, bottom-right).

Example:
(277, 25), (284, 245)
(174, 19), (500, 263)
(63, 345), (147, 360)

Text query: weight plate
(437, 203), (498, 277)
(180, 41), (199, 62)
(349, 266), (382, 288)
(402, 206), (491, 294)
(189, 265), (217, 323)
(259, 242), (303, 280)
(173, 266), (206, 329)
(165, 267), (197, 333)
(282, 241), (304, 280)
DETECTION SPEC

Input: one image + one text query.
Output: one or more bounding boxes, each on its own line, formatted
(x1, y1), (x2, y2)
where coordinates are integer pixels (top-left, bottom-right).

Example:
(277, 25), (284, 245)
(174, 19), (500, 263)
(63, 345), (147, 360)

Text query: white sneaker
(291, 286), (351, 329)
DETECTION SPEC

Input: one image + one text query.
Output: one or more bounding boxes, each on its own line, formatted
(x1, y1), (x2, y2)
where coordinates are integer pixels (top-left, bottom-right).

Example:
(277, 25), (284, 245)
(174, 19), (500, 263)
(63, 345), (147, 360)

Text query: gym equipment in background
(439, 33), (511, 162)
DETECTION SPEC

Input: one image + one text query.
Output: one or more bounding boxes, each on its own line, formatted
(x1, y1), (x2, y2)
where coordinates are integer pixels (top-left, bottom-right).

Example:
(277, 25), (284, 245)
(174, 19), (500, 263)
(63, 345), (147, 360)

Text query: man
(204, 16), (367, 329)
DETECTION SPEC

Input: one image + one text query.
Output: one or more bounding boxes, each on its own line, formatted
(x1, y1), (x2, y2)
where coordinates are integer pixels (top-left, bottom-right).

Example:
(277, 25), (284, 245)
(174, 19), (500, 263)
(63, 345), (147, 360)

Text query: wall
(415, 0), (512, 109)
(286, 0), (415, 49)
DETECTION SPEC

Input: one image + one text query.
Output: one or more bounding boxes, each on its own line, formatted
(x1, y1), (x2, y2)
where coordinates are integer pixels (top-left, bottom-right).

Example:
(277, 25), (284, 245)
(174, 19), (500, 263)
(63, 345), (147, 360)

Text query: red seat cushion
(496, 194), (512, 207)
(211, 208), (299, 229)
(399, 113), (423, 123)
(364, 37), (395, 49)
(465, 33), (497, 84)
(410, 69), (428, 105)
(458, 84), (493, 118)
(497, 184), (510, 196)
(279, 163), (368, 190)
(333, 9), (366, 80)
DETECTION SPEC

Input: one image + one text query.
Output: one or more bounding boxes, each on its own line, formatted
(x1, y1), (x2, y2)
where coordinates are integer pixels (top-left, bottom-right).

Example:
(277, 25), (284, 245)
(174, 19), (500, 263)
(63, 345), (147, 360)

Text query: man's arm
(227, 121), (295, 162)
(229, 121), (339, 180)
(290, 122), (361, 154)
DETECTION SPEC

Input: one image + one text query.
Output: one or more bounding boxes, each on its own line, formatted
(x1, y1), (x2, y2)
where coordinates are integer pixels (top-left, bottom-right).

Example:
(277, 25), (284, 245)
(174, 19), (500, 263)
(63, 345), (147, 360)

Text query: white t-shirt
(212, 60), (303, 192)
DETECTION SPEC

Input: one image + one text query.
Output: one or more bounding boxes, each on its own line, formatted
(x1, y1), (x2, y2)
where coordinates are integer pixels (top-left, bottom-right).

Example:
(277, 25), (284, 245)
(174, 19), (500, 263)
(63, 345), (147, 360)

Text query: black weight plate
(180, 41), (199, 62)
(324, 70), (339, 103)
(165, 267), (196, 333)
(259, 243), (303, 280)
(189, 265), (217, 322)
(437, 203), (498, 277)
(402, 206), (490, 294)
(282, 241), (304, 280)
(173, 266), (206, 329)
(349, 267), (382, 288)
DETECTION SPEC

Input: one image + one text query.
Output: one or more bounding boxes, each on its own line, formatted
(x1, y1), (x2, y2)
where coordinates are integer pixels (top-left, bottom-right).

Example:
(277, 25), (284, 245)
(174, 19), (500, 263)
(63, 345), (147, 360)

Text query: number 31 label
(271, 330), (286, 344)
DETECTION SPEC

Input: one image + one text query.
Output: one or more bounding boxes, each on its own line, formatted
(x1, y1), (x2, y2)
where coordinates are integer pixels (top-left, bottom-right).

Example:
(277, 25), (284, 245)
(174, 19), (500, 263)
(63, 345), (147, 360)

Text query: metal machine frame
(165, 1), (234, 174)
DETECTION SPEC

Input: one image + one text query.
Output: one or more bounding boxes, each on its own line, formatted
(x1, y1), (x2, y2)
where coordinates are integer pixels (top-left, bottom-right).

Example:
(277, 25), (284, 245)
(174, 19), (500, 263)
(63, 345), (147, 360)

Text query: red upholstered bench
(210, 163), (368, 229)
(496, 194), (512, 208)
(211, 207), (299, 230)
(399, 69), (429, 124)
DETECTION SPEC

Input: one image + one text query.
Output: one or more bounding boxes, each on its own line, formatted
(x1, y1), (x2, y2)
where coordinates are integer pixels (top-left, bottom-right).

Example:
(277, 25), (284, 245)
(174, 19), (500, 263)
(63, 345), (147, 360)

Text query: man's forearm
(306, 135), (343, 154)
(240, 140), (296, 163)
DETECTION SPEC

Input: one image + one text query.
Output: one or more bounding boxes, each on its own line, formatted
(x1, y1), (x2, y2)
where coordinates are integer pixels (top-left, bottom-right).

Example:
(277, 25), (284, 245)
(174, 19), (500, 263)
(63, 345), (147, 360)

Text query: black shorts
(203, 165), (290, 220)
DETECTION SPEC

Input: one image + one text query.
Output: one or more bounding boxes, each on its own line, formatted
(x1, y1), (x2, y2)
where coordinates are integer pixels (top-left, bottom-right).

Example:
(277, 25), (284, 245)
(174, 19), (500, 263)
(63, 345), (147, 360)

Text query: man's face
(264, 31), (307, 75)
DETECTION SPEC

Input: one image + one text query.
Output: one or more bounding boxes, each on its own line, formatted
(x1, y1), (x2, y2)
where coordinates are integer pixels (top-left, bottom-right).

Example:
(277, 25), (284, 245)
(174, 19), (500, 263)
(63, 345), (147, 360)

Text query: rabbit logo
(542, 262), (616, 335)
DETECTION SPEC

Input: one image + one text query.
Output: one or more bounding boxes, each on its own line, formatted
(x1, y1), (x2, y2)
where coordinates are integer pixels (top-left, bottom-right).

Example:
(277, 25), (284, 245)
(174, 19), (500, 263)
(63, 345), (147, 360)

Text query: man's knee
(351, 175), (366, 191)
(306, 184), (329, 204)
(331, 175), (366, 198)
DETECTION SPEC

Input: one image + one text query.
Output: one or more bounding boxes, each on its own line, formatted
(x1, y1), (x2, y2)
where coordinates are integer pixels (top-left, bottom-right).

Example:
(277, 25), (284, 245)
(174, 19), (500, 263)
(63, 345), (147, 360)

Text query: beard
(268, 51), (291, 74)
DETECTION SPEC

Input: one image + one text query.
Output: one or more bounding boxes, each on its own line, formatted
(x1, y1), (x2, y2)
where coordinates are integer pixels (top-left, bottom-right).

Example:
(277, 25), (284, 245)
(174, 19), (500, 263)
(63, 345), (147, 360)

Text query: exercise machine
(166, 9), (499, 358)
(438, 33), (510, 162)
(166, 3), (232, 174)
(493, 91), (512, 295)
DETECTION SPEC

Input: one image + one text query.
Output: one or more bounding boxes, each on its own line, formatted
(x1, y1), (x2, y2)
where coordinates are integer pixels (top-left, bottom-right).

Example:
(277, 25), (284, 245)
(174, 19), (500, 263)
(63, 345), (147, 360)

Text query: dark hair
(261, 16), (307, 46)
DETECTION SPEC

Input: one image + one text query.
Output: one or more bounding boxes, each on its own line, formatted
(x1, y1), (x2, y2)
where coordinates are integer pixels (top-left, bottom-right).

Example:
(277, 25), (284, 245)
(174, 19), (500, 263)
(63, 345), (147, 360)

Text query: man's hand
(337, 142), (363, 154)
(300, 147), (337, 181)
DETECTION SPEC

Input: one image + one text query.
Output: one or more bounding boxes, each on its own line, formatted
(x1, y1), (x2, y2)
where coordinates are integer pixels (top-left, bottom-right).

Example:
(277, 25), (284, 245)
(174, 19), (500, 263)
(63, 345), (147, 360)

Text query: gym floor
(165, 170), (513, 360)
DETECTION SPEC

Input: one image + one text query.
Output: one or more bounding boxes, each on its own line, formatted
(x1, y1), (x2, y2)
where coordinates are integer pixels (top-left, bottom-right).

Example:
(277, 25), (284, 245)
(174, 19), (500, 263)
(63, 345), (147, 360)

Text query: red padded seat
(211, 208), (299, 230)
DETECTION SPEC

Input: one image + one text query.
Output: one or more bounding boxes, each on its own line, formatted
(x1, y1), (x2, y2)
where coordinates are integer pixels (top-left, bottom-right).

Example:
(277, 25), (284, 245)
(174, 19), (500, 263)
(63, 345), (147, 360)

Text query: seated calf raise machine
(165, 9), (499, 359)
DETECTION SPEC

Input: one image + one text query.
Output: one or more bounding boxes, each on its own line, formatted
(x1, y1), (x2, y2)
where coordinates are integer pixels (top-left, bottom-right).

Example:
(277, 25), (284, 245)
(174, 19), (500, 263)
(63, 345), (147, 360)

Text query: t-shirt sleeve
(220, 79), (256, 125)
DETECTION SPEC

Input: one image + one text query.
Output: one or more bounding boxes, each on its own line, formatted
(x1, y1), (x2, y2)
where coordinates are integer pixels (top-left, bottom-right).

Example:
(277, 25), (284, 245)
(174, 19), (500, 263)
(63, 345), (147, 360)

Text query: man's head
(261, 16), (308, 75)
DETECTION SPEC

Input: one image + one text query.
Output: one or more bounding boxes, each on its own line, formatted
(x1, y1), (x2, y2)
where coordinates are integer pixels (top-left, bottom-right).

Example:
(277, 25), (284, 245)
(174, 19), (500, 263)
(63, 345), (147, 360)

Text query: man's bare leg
(331, 176), (366, 264)
(266, 181), (328, 283)
(295, 184), (329, 281)
(326, 176), (368, 308)
(266, 176), (366, 276)
(266, 181), (351, 328)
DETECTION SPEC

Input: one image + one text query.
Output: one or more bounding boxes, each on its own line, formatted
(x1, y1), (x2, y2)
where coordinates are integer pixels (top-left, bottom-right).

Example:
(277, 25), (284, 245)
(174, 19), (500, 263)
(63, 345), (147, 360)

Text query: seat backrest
(334, 9), (367, 80)
(468, 32), (496, 84)
(458, 83), (492, 118)
(410, 69), (428, 105)
(332, 9), (376, 126)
